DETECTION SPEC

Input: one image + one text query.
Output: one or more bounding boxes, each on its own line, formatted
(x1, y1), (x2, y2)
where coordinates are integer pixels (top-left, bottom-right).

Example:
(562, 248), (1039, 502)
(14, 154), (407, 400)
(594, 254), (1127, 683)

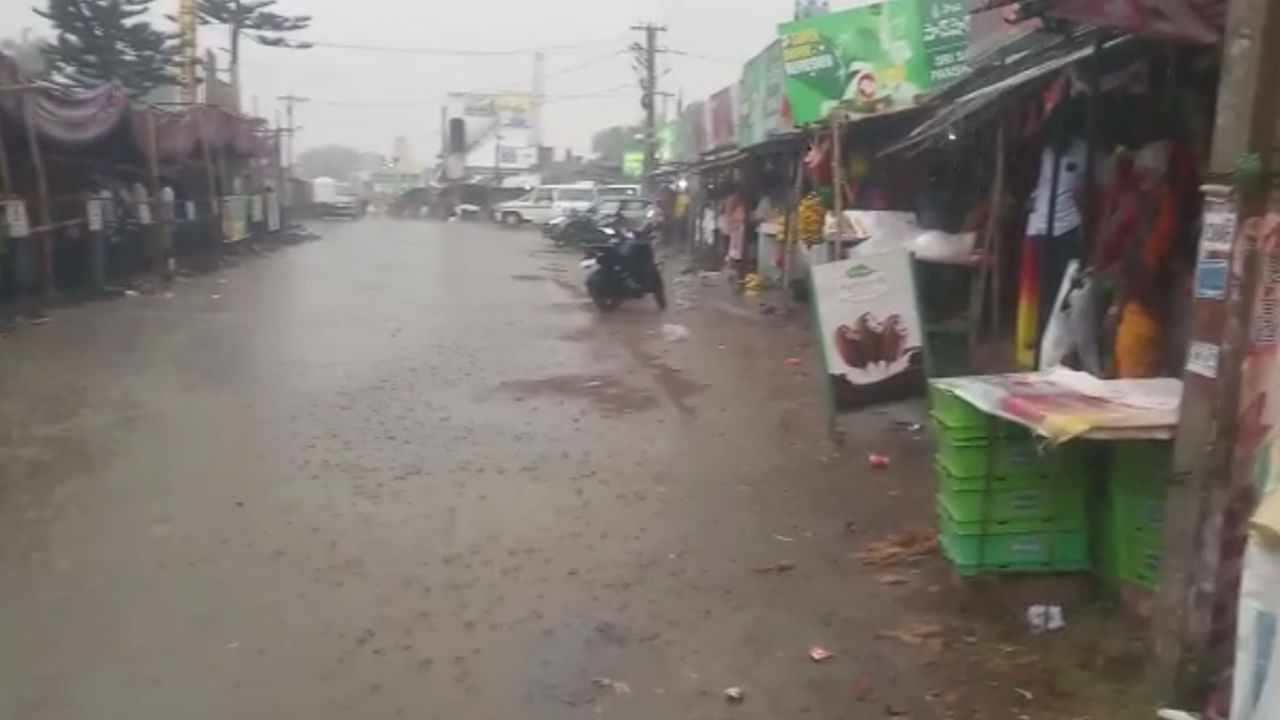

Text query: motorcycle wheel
(587, 271), (622, 312)
(652, 274), (667, 310)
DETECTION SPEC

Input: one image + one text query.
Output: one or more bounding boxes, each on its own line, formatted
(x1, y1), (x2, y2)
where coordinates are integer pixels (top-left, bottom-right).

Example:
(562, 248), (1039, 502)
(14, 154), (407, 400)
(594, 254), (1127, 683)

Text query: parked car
(593, 197), (653, 228)
(597, 184), (643, 199)
(545, 197), (653, 246)
(493, 184), (598, 226)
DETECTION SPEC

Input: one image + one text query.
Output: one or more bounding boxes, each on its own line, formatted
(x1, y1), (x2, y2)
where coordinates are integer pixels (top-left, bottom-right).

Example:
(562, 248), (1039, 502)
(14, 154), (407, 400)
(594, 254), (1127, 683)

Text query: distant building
(444, 93), (541, 181)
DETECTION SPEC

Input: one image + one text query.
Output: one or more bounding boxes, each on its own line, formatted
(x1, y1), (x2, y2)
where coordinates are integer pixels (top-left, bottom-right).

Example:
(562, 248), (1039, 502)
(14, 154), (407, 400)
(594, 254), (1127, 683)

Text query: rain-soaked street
(0, 219), (951, 720)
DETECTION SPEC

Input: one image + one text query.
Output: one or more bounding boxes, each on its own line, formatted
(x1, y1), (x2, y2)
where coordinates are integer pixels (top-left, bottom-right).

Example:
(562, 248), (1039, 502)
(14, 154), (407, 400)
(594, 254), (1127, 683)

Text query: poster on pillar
(810, 246), (924, 412)
(778, 0), (972, 125)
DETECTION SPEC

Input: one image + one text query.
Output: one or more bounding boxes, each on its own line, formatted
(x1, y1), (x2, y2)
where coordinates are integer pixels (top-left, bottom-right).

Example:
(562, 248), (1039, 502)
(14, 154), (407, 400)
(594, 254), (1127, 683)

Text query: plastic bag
(1231, 539), (1280, 720)
(1039, 261), (1101, 373)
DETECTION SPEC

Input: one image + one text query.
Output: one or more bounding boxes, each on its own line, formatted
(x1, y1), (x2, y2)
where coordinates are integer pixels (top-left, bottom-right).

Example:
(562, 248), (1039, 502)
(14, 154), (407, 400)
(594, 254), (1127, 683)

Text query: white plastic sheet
(1233, 534), (1280, 719)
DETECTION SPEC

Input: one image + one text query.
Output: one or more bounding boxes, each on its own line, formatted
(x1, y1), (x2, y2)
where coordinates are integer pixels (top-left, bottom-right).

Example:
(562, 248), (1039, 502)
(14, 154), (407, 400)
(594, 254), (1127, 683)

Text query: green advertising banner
(778, 0), (971, 126)
(737, 40), (794, 148)
(622, 151), (645, 178)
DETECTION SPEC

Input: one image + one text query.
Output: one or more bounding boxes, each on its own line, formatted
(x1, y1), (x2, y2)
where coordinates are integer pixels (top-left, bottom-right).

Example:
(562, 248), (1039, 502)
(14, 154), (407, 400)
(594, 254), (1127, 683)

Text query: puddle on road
(498, 374), (658, 417)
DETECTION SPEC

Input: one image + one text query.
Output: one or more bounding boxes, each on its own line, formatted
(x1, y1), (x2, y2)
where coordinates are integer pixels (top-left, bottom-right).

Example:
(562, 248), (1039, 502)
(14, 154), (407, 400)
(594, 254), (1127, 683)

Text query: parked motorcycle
(580, 218), (665, 311)
(549, 211), (605, 247)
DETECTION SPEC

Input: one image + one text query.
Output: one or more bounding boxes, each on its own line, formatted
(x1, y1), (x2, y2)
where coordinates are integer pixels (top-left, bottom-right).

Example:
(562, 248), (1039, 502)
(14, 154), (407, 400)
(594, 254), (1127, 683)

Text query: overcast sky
(3, 0), (816, 160)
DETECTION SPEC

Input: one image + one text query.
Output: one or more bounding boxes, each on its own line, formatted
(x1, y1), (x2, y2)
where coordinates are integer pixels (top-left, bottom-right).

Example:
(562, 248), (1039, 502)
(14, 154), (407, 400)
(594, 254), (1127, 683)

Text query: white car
(493, 185), (598, 226)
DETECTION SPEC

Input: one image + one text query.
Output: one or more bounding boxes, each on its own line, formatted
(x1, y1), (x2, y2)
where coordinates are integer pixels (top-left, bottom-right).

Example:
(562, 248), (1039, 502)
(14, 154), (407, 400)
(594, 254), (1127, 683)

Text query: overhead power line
(304, 83), (634, 109)
(290, 37), (626, 57)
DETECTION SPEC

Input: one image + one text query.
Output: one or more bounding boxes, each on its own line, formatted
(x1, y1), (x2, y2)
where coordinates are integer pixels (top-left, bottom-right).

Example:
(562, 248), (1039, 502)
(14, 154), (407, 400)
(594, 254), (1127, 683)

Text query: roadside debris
(808, 646), (835, 662)
(1025, 604), (1066, 634)
(723, 685), (745, 703)
(885, 703), (910, 716)
(591, 677), (631, 694)
(752, 561), (795, 575)
(856, 530), (939, 566)
(772, 533), (796, 543)
(660, 323), (690, 342)
(1155, 710), (1202, 720)
(877, 622), (945, 650)
(891, 420), (924, 433)
(875, 573), (911, 585)
(784, 357), (803, 367)
(1013, 687), (1034, 701)
(852, 677), (874, 701)
(868, 453), (891, 468)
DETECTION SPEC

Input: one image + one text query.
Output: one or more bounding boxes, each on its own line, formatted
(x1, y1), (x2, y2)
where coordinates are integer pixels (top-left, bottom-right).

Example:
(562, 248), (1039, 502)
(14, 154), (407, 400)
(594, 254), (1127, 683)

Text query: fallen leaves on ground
(752, 561), (796, 575)
(856, 529), (939, 567)
(877, 622), (946, 654)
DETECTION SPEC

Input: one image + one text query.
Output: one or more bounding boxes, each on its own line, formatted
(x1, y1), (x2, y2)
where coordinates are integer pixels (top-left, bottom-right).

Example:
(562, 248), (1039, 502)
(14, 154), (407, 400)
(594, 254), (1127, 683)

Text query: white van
(494, 184), (598, 225)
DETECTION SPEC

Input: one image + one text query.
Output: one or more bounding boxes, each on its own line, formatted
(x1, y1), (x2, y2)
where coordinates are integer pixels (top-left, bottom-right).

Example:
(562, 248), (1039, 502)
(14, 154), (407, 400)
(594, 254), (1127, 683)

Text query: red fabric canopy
(1, 51), (270, 160)
(1036, 0), (1227, 43)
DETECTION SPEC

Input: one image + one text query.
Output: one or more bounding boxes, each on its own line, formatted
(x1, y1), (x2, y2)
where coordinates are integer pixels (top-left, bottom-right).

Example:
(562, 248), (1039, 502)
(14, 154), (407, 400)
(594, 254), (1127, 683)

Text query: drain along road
(0, 219), (951, 719)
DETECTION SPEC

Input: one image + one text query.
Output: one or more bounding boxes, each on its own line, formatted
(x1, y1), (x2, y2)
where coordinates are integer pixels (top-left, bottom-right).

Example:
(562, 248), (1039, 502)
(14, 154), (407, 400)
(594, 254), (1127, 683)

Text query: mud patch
(497, 374), (658, 416)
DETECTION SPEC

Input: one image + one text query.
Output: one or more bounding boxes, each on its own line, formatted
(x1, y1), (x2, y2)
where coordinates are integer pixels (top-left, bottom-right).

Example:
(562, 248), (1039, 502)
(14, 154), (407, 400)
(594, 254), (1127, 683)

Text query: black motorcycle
(550, 211), (605, 247)
(581, 220), (666, 311)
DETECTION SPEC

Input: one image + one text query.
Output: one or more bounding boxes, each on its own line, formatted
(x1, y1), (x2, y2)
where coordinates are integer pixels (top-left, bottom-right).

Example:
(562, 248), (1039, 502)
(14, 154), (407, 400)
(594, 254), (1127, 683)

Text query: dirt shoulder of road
(657, 258), (1165, 720)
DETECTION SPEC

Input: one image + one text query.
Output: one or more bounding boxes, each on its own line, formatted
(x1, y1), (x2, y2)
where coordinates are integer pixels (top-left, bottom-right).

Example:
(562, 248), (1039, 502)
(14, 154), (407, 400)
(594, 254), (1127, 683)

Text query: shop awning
(0, 52), (132, 147)
(1027, 0), (1225, 43)
(879, 34), (1129, 156)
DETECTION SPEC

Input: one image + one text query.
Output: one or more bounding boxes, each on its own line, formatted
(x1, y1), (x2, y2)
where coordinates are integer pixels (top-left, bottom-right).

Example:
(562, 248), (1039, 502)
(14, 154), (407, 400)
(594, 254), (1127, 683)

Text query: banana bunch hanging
(798, 192), (825, 247)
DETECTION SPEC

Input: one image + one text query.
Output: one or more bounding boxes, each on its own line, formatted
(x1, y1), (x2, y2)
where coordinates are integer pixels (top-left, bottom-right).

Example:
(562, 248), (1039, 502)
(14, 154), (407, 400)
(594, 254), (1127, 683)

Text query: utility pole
(178, 0), (198, 103)
(630, 23), (666, 188)
(277, 94), (308, 173)
(1154, 0), (1280, 706)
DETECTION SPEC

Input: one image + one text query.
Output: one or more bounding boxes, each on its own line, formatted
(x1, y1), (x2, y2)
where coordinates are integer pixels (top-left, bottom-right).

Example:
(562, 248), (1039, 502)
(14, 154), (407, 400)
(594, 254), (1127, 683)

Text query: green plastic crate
(935, 461), (1044, 493)
(928, 384), (987, 429)
(1111, 441), (1172, 486)
(940, 479), (1087, 528)
(1116, 531), (1162, 588)
(1109, 484), (1166, 540)
(939, 513), (1091, 576)
(935, 432), (1046, 480)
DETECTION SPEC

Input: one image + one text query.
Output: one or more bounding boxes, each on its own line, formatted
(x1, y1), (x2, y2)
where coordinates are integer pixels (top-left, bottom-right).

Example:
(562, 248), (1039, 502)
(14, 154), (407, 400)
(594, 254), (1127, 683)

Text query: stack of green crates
(1098, 441), (1170, 589)
(930, 385), (1091, 576)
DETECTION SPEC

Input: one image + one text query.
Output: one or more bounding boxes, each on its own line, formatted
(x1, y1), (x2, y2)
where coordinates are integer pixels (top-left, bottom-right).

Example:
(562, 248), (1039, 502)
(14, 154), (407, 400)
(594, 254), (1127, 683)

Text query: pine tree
(197, 0), (311, 70)
(35, 0), (178, 95)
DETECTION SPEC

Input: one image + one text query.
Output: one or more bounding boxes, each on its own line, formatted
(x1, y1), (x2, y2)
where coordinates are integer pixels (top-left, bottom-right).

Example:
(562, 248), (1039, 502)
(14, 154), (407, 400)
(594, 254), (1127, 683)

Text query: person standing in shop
(1015, 131), (1091, 369)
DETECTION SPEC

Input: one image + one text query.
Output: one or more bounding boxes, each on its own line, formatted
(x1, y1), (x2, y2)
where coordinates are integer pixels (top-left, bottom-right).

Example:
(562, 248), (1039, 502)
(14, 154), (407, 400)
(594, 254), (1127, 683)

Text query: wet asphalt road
(0, 219), (944, 720)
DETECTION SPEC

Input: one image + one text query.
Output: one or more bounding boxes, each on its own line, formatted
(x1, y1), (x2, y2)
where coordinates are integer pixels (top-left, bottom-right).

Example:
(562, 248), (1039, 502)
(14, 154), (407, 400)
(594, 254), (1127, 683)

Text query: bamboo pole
(145, 109), (169, 272)
(829, 119), (843, 262)
(0, 109), (12, 195)
(985, 114), (1007, 370)
(781, 143), (805, 294)
(23, 95), (53, 300)
(196, 110), (219, 240)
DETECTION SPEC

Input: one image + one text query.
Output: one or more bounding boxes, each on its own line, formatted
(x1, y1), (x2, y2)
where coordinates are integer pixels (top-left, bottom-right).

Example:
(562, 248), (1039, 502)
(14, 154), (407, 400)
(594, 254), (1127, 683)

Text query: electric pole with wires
(630, 23), (666, 188)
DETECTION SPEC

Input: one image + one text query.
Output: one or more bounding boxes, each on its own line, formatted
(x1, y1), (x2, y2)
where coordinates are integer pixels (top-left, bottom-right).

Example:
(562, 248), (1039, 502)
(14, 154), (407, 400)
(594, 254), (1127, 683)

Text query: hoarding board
(778, 0), (971, 125)
(737, 40), (794, 147)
